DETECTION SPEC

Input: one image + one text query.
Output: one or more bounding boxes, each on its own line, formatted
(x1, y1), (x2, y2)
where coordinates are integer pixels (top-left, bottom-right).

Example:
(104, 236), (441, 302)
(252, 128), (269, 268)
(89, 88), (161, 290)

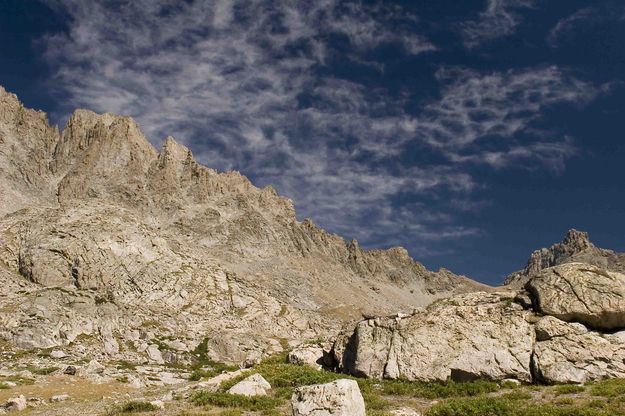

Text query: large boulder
(527, 263), (625, 331)
(227, 374), (271, 397)
(291, 379), (365, 416)
(533, 316), (625, 384)
(287, 343), (327, 370)
(335, 292), (534, 382)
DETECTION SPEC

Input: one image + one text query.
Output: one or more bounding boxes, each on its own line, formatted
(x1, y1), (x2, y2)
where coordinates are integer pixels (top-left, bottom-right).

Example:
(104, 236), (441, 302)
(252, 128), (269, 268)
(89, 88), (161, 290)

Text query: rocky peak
(0, 87), (60, 215)
(525, 229), (594, 274)
(56, 109), (158, 203)
(504, 229), (620, 286)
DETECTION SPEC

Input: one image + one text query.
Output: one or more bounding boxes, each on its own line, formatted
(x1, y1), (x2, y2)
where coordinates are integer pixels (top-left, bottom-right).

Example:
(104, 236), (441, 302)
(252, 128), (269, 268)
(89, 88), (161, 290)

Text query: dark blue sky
(2, 0), (625, 284)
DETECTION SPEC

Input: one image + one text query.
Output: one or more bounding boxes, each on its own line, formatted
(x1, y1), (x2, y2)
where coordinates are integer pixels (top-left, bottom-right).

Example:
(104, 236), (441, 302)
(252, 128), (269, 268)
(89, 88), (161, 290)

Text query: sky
(1, 0), (625, 285)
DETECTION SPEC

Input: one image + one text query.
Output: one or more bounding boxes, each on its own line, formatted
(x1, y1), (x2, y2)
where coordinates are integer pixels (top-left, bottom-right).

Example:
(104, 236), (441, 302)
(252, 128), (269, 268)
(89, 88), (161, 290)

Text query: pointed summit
(504, 229), (621, 286)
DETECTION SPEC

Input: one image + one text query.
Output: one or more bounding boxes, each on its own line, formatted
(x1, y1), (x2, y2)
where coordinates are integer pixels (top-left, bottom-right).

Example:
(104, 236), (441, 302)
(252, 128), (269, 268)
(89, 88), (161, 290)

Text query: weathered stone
(227, 374), (271, 397)
(50, 394), (70, 402)
(146, 344), (164, 364)
(533, 316), (625, 384)
(64, 366), (77, 375)
(50, 350), (67, 359)
(291, 379), (365, 416)
(85, 360), (105, 374)
(287, 344), (326, 370)
(149, 400), (165, 409)
(5, 395), (27, 411)
(338, 292), (534, 382)
(527, 263), (625, 331)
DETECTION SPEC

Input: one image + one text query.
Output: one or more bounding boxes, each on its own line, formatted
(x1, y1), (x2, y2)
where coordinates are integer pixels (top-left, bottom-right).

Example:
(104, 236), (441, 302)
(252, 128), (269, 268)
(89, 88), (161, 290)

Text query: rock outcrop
(336, 261), (625, 384)
(334, 292), (534, 382)
(291, 379), (366, 416)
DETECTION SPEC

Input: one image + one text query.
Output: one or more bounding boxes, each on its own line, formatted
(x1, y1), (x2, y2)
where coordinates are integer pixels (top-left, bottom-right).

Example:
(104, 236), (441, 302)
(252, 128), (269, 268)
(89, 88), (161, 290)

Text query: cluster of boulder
(331, 262), (625, 385)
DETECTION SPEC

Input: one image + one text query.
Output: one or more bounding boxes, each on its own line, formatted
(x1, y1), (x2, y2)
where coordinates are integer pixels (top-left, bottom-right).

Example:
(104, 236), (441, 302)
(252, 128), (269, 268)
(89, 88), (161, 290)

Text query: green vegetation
(1, 375), (35, 385)
(590, 378), (625, 397)
(185, 350), (625, 416)
(191, 392), (281, 412)
(115, 360), (138, 371)
(425, 396), (625, 416)
(379, 378), (500, 399)
(109, 400), (160, 414)
(554, 384), (585, 395)
(25, 365), (59, 375)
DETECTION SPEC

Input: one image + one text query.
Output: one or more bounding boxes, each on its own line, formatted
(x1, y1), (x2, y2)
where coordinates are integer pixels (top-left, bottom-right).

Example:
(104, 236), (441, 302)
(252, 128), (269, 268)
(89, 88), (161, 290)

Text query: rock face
(533, 316), (625, 384)
(335, 292), (535, 382)
(227, 374), (271, 397)
(0, 86), (484, 363)
(291, 379), (365, 416)
(505, 229), (625, 286)
(527, 263), (625, 331)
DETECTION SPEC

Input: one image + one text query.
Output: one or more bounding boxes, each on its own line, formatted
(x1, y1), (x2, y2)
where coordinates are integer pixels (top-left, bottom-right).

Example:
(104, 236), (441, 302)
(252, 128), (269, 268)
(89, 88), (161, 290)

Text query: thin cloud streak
(461, 0), (537, 49)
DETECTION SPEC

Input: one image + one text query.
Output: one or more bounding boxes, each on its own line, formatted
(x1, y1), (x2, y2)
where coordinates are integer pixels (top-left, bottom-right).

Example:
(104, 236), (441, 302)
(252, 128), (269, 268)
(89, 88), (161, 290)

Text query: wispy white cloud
(548, 5), (625, 48)
(548, 7), (595, 47)
(417, 66), (601, 163)
(461, 0), (537, 49)
(38, 0), (607, 257)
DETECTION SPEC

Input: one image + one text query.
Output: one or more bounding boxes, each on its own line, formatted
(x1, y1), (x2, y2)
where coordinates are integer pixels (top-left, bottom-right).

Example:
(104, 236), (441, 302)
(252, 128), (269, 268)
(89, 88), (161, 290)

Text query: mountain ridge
(0, 85), (484, 364)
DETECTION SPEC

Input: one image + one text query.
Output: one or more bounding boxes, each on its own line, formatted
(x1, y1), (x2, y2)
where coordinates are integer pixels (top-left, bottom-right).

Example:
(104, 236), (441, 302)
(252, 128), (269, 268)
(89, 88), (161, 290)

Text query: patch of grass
(219, 411), (243, 416)
(425, 396), (625, 416)
(191, 392), (281, 412)
(501, 390), (533, 401)
(501, 380), (521, 389)
(115, 360), (137, 371)
(30, 366), (59, 375)
(590, 378), (625, 397)
(107, 400), (159, 414)
(0, 383), (10, 389)
(2, 375), (35, 385)
(554, 384), (585, 395)
(426, 396), (513, 416)
(380, 379), (500, 399)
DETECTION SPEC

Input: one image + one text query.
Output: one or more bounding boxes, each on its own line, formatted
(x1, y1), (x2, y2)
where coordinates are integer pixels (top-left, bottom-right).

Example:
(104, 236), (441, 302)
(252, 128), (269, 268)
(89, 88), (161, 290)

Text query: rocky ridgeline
(333, 262), (625, 385)
(0, 85), (483, 366)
